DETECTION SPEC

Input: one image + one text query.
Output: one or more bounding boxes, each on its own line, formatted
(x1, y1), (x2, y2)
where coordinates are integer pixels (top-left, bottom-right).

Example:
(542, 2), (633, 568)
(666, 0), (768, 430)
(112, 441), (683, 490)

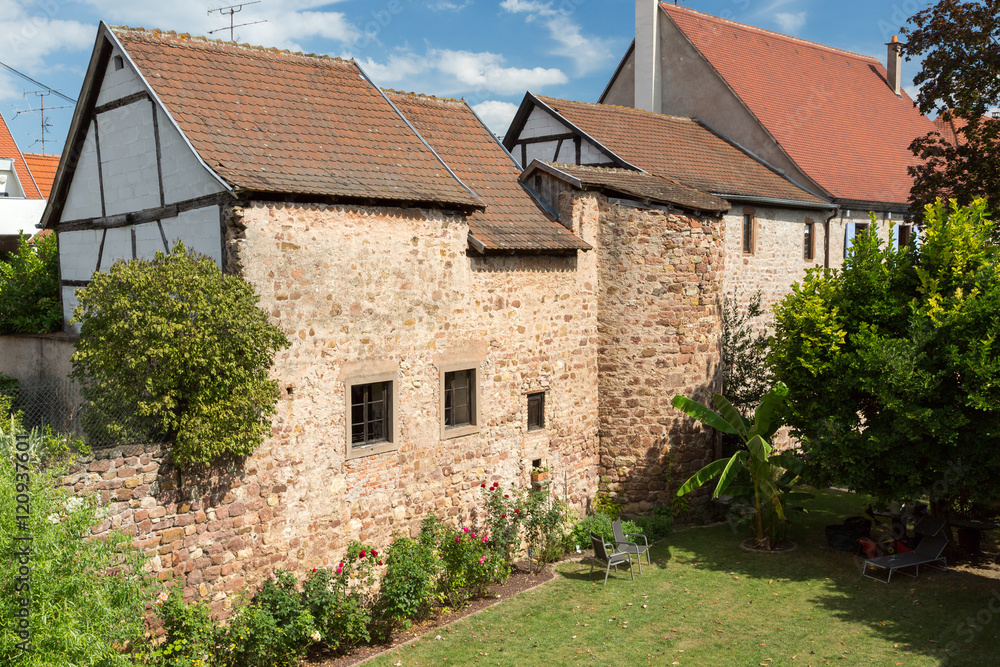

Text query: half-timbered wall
(510, 106), (611, 168)
(56, 45), (228, 330)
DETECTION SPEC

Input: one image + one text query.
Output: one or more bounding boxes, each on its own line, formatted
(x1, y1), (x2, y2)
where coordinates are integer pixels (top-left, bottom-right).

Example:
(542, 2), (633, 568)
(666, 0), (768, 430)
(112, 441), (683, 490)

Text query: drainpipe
(824, 208), (839, 269)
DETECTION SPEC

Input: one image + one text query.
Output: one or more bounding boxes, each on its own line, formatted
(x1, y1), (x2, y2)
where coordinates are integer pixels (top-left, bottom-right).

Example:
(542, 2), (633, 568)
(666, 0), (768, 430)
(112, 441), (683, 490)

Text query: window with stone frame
(527, 392), (545, 431)
(345, 368), (399, 459)
(439, 361), (481, 439)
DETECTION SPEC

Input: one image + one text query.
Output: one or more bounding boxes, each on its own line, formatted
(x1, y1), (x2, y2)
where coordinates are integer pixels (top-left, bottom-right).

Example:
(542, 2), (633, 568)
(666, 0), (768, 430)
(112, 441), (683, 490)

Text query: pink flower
(360, 550), (366, 558)
(336, 567), (342, 574)
(478, 557), (485, 564)
(312, 568), (317, 573)
(471, 532), (476, 538)
(463, 527), (470, 533)
(482, 536), (488, 543)
(455, 537), (462, 543)
(339, 562), (344, 568)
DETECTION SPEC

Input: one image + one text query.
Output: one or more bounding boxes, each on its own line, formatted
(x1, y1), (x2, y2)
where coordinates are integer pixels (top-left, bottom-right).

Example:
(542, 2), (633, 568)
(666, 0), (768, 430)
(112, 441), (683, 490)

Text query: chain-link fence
(2, 378), (169, 448)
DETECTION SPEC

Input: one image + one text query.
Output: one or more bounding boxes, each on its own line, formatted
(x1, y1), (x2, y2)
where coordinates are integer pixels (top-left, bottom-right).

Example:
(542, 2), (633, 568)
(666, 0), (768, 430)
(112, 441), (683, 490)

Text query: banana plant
(672, 382), (807, 549)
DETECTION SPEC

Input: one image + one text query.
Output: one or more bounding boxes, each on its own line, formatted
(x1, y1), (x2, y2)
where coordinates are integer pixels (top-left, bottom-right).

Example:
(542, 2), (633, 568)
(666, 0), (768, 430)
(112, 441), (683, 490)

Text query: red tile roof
(387, 91), (589, 251)
(661, 3), (937, 206)
(0, 114), (42, 200)
(22, 153), (59, 199)
(110, 27), (482, 208)
(532, 162), (729, 213)
(534, 96), (828, 206)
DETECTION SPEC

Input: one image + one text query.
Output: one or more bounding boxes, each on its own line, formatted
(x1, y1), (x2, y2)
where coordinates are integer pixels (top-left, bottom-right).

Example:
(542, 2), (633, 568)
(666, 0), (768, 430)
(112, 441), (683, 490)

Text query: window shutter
(891, 223), (900, 248)
(912, 225), (920, 249)
(844, 222), (856, 256)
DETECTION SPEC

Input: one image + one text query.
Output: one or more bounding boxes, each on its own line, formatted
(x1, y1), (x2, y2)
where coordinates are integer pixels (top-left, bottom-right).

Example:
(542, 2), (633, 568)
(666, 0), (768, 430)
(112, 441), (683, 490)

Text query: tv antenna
(13, 90), (73, 154)
(208, 2), (267, 42)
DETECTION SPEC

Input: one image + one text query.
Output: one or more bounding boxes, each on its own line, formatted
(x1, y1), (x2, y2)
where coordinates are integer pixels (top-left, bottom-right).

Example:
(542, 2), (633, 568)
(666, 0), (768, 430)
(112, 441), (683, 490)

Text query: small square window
(345, 368), (399, 459)
(804, 221), (815, 260)
(742, 213), (755, 255)
(113, 55), (124, 71)
(527, 392), (545, 431)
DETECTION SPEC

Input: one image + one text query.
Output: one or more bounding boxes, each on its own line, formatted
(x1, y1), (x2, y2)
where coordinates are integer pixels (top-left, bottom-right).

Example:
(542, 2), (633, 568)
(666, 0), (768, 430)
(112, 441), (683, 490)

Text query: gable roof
(106, 26), (482, 209)
(388, 92), (589, 251)
(0, 114), (42, 200)
(525, 162), (729, 213)
(527, 95), (828, 207)
(660, 3), (936, 206)
(22, 153), (59, 198)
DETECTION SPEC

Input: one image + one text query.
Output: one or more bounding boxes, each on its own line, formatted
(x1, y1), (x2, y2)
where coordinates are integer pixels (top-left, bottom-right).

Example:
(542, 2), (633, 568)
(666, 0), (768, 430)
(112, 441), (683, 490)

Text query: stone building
(39, 24), (732, 609)
(614, 2), (935, 246)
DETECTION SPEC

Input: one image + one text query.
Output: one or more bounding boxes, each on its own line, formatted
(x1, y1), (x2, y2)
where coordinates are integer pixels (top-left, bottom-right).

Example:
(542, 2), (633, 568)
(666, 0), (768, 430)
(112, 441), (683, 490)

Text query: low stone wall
(62, 443), (287, 616)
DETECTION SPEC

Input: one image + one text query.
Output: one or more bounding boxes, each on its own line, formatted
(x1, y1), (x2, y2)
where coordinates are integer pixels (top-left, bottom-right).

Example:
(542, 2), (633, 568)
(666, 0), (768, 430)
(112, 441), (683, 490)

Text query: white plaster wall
(519, 106), (569, 139)
(134, 220), (167, 260)
(96, 49), (146, 107)
(160, 206), (222, 264)
(156, 106), (226, 205)
(0, 199), (46, 236)
(97, 103), (161, 215)
(524, 140), (561, 166)
(58, 229), (102, 281)
(579, 141), (610, 165)
(62, 124), (103, 221)
(62, 286), (81, 333)
(98, 226), (133, 271)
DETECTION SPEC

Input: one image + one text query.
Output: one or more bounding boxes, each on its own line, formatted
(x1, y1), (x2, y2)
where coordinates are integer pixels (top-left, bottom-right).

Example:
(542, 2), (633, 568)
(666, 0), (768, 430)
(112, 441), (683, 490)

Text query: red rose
(515, 509), (520, 514)
(360, 550), (366, 558)
(378, 560), (383, 566)
(312, 568), (317, 572)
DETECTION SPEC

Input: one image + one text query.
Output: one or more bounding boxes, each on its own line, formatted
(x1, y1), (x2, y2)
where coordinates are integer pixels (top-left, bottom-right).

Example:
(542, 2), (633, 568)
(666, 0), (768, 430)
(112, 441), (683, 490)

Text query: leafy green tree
(672, 384), (805, 549)
(0, 232), (61, 334)
(902, 0), (1000, 219)
(770, 199), (1000, 516)
(70, 243), (289, 468)
(721, 290), (772, 416)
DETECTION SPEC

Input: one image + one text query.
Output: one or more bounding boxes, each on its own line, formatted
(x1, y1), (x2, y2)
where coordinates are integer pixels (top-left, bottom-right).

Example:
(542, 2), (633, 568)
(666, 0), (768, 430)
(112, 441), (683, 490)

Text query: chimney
(886, 35), (902, 96)
(635, 0), (661, 113)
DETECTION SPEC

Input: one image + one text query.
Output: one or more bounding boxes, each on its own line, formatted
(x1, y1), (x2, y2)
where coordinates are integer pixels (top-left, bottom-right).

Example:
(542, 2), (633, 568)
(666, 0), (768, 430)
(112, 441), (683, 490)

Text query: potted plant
(531, 466), (549, 483)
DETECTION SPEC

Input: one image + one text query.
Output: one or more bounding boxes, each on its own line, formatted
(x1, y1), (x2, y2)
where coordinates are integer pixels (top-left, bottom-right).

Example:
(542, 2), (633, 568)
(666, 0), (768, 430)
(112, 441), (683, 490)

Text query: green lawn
(366, 490), (1000, 667)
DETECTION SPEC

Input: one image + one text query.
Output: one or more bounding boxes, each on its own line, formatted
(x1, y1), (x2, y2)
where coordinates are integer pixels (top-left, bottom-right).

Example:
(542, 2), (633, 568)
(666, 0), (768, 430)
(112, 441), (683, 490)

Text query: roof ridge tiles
(535, 95), (697, 122)
(109, 25), (353, 64)
(661, 2), (879, 63)
(383, 89), (466, 104)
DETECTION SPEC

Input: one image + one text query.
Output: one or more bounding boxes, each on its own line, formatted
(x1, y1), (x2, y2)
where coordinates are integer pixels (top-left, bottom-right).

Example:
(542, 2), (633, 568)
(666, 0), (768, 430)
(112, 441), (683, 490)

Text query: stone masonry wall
(577, 193), (725, 512)
(58, 200), (601, 612)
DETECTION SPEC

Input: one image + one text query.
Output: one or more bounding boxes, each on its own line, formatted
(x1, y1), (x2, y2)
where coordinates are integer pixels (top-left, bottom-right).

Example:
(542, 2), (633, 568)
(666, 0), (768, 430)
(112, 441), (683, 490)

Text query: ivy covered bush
(0, 232), (62, 335)
(70, 243), (289, 468)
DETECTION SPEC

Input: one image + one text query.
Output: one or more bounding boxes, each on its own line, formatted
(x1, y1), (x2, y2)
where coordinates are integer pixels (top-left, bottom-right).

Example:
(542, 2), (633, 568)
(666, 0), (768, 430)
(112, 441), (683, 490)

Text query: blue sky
(1, 0), (931, 155)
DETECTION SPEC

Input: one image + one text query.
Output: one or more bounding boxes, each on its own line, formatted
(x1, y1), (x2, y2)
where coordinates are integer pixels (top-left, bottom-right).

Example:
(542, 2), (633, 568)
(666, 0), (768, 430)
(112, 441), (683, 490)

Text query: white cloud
(773, 12), (807, 34)
(357, 52), (431, 85)
(429, 0), (472, 10)
(433, 49), (566, 95)
(500, 0), (615, 74)
(76, 0), (358, 51)
(472, 100), (519, 137)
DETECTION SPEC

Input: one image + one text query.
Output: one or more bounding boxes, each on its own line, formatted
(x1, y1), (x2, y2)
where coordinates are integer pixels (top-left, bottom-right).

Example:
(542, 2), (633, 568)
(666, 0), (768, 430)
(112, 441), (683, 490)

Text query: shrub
(218, 603), (312, 667)
(70, 243), (289, 468)
(631, 504), (676, 541)
(479, 482), (525, 574)
(302, 543), (378, 654)
(0, 436), (152, 666)
(249, 571), (315, 653)
(523, 491), (573, 571)
(374, 536), (438, 637)
(436, 523), (500, 608)
(567, 513), (643, 551)
(150, 588), (220, 667)
(0, 232), (61, 335)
